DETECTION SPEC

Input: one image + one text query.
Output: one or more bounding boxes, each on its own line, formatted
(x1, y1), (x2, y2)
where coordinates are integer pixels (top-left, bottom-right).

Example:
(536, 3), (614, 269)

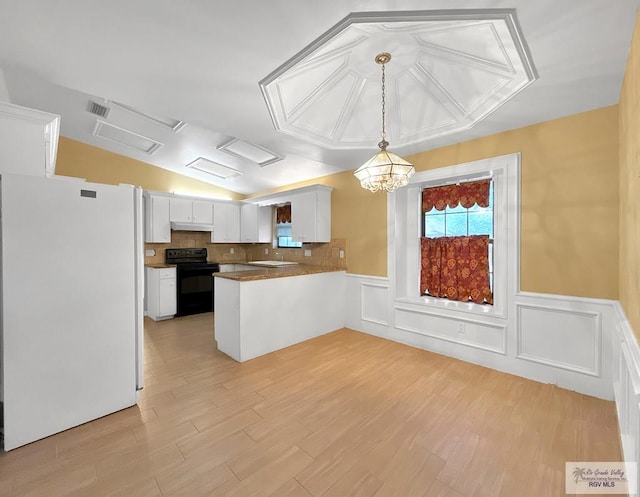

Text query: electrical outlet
(458, 323), (465, 333)
(339, 250), (344, 259)
(145, 249), (155, 257)
(264, 248), (269, 254)
(230, 247), (235, 254)
(304, 249), (312, 257)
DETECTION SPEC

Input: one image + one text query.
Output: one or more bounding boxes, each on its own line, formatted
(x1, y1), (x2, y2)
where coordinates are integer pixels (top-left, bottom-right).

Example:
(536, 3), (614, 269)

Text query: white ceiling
(0, 1), (637, 195)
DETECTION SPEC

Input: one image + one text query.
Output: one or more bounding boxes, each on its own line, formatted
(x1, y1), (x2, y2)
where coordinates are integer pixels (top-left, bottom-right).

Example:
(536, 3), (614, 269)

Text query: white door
(1, 174), (137, 450)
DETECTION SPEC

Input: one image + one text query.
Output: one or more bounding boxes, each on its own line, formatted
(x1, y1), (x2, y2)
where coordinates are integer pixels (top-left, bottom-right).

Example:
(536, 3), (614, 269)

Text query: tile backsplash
(145, 231), (346, 269)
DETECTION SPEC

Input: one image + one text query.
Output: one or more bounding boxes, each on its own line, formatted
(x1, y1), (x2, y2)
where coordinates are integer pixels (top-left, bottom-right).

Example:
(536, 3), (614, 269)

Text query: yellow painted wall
(248, 171), (389, 277)
(408, 107), (619, 299)
(273, 106), (619, 298)
(55, 137), (244, 200)
(57, 108), (620, 298)
(619, 11), (640, 338)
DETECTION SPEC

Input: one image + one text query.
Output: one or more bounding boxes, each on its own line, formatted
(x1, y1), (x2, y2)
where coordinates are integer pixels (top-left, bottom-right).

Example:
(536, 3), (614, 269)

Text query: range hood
(170, 221), (214, 232)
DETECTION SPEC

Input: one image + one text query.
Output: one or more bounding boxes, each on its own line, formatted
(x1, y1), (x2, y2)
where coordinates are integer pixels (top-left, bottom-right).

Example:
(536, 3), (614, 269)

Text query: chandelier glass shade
(354, 52), (415, 193)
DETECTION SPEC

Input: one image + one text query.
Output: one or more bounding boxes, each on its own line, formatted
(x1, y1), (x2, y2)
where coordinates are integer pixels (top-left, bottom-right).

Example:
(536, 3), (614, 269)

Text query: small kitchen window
(276, 222), (302, 248)
(275, 204), (302, 248)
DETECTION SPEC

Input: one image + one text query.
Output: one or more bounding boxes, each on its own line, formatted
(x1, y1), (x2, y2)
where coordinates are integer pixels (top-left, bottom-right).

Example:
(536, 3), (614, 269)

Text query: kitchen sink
(246, 260), (300, 267)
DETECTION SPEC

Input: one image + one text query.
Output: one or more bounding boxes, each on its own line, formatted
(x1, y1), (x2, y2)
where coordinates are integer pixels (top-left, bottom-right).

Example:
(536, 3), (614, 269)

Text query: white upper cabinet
(144, 193), (171, 243)
(241, 204), (272, 243)
(169, 198), (214, 224)
(290, 186), (332, 243)
(0, 102), (60, 177)
(169, 198), (192, 223)
(192, 200), (214, 224)
(212, 202), (241, 243)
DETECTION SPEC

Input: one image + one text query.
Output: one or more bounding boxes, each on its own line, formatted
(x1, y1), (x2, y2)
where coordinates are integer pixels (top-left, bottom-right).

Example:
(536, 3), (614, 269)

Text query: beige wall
(275, 107), (619, 298)
(247, 171), (388, 277)
(56, 137), (244, 200)
(408, 107), (619, 299)
(619, 11), (640, 338)
(57, 106), (620, 299)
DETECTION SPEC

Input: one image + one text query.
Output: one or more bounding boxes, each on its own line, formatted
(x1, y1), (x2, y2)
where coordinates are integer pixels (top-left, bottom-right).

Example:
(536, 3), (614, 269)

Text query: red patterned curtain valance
(422, 179), (490, 212)
(276, 204), (291, 224)
(420, 235), (493, 304)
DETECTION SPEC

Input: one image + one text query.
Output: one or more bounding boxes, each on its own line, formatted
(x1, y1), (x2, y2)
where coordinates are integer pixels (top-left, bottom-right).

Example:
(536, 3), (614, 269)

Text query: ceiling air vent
(87, 101), (110, 118)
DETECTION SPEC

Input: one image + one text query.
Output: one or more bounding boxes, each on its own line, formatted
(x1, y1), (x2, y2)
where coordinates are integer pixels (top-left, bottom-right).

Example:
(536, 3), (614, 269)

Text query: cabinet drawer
(157, 268), (176, 279)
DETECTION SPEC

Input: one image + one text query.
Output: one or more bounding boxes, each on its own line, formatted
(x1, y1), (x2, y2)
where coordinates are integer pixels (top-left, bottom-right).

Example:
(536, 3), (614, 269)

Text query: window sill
(395, 295), (506, 319)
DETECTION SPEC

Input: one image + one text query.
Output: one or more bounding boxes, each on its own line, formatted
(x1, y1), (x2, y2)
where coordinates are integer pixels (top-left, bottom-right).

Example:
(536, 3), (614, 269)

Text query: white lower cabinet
(146, 267), (177, 321)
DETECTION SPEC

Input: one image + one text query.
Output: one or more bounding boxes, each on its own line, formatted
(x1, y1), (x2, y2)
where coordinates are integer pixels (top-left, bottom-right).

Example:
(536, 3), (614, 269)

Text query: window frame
(388, 153), (520, 319)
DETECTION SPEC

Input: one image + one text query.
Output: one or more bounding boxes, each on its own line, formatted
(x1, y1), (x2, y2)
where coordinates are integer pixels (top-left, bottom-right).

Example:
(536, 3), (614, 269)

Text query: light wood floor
(0, 313), (622, 497)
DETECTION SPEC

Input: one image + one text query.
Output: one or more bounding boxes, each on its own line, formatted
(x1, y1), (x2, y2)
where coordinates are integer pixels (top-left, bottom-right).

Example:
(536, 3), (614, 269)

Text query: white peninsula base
(214, 270), (346, 362)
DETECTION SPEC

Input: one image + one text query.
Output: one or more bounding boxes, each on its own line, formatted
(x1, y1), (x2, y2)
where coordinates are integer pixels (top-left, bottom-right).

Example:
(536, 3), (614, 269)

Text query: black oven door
(176, 264), (219, 317)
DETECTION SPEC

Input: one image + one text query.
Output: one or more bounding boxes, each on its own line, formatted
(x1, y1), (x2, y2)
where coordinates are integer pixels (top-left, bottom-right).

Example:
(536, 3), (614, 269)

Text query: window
(390, 153), (520, 319)
(423, 181), (494, 294)
(277, 222), (302, 248)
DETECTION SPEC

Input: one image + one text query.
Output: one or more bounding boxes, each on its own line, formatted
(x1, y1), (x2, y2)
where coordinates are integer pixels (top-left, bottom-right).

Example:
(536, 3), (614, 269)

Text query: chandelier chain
(381, 62), (386, 142)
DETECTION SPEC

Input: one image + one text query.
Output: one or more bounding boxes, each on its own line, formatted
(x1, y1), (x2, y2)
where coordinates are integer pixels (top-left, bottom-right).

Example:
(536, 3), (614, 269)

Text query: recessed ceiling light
(185, 157), (242, 180)
(217, 138), (283, 167)
(111, 101), (186, 132)
(93, 120), (162, 154)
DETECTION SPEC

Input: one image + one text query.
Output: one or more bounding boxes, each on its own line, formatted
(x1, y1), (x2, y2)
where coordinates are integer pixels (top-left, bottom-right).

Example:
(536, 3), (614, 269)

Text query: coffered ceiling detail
(260, 10), (537, 150)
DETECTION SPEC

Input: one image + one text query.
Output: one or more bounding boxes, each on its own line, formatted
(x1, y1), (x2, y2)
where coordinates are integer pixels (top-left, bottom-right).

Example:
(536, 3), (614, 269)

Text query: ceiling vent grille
(87, 101), (110, 118)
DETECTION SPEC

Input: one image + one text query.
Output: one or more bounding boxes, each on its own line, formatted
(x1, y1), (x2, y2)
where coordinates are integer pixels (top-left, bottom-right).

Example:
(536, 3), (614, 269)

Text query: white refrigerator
(0, 172), (144, 451)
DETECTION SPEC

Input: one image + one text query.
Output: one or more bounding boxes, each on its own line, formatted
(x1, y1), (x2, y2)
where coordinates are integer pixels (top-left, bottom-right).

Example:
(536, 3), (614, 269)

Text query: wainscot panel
(613, 302), (640, 497)
(516, 303), (601, 376)
(346, 275), (616, 400)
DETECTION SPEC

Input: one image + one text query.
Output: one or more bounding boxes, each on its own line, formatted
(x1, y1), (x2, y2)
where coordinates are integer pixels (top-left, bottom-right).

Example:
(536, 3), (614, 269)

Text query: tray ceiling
(0, 1), (637, 195)
(260, 10), (536, 149)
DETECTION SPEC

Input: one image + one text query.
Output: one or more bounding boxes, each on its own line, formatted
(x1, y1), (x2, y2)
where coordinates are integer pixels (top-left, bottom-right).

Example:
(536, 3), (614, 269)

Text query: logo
(565, 462), (637, 494)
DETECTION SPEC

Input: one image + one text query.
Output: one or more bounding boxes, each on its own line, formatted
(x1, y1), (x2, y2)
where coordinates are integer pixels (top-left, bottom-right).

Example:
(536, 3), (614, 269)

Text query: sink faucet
(275, 252), (284, 262)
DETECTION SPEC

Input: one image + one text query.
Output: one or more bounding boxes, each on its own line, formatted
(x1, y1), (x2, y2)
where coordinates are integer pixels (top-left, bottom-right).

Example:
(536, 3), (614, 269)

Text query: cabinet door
(291, 193), (316, 243)
(169, 198), (192, 222)
(145, 195), (171, 243)
(257, 206), (273, 243)
(159, 277), (177, 316)
(192, 200), (213, 224)
(212, 202), (227, 243)
(212, 202), (241, 243)
(240, 204), (258, 242)
(226, 204), (241, 243)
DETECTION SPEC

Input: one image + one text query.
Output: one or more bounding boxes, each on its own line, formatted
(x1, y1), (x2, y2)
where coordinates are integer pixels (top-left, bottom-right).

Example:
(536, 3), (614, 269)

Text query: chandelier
(354, 52), (415, 193)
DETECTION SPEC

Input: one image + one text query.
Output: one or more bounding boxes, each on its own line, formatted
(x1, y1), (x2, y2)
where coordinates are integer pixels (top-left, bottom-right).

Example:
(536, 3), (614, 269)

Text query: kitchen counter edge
(214, 265), (345, 281)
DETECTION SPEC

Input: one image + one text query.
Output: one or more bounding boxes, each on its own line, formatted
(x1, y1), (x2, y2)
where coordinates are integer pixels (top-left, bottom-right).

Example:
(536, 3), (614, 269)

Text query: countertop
(145, 263), (176, 269)
(214, 264), (345, 282)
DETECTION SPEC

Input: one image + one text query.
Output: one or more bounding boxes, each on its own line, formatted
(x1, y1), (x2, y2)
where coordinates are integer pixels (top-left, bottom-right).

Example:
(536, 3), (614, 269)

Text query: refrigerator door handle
(133, 186), (144, 391)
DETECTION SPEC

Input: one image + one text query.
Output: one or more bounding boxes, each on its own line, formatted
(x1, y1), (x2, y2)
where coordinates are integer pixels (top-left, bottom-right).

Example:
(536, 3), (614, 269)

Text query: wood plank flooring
(0, 313), (622, 496)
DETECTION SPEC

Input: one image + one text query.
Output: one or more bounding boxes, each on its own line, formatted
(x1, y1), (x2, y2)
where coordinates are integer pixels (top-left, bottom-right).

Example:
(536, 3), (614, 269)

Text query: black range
(165, 248), (220, 317)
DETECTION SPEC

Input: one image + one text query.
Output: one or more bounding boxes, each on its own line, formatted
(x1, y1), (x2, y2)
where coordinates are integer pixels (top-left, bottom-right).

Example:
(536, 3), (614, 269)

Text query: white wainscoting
(346, 274), (616, 400)
(612, 302), (640, 497)
(347, 273), (640, 490)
